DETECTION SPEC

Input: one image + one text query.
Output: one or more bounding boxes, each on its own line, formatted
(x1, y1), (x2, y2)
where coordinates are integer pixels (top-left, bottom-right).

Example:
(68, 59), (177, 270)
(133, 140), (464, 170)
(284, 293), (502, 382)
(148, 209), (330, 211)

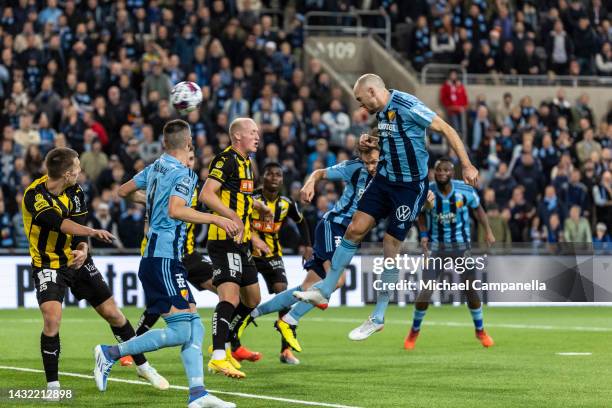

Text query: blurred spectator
(87, 201), (120, 249)
(538, 185), (567, 230)
(546, 20), (573, 75)
(118, 203), (145, 248)
(14, 114), (40, 149)
(593, 170), (612, 227)
(546, 213), (564, 243)
(478, 203), (511, 244)
(564, 205), (592, 242)
(576, 128), (602, 164)
(508, 185), (535, 242)
(593, 222), (612, 244)
(439, 69), (468, 133)
(0, 194), (13, 248)
(80, 139), (108, 182)
(322, 99), (350, 146)
(307, 138), (336, 174)
(595, 42), (612, 75)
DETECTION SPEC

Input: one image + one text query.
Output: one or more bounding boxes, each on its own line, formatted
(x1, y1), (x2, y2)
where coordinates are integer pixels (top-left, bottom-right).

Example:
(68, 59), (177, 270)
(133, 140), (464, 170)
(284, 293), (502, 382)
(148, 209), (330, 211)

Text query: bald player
(200, 118), (272, 379)
(294, 73), (479, 340)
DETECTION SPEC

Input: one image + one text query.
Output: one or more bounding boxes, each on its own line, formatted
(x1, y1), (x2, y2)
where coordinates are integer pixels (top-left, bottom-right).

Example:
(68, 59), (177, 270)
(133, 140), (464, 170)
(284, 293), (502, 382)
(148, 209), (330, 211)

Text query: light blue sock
(254, 286), (302, 317)
(287, 301), (315, 324)
(115, 313), (192, 357)
(411, 309), (427, 331)
(315, 238), (358, 297)
(371, 267), (399, 324)
(469, 306), (484, 330)
(181, 313), (205, 390)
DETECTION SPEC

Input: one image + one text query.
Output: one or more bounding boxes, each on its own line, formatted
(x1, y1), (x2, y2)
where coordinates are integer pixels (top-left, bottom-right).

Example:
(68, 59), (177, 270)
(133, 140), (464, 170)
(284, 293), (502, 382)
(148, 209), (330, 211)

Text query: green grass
(1, 306), (612, 407)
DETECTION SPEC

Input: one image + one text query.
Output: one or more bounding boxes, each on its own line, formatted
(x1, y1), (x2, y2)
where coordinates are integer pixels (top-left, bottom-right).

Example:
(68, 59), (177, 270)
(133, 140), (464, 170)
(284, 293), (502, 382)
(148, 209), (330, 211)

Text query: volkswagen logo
(396, 205), (411, 221)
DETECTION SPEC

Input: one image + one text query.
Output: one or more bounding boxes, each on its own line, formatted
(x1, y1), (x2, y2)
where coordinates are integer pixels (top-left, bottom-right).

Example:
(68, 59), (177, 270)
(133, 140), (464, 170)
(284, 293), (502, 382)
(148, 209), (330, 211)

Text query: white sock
(212, 350), (226, 360)
(224, 342), (231, 351)
(282, 314), (298, 326)
(251, 309), (260, 318)
(47, 381), (60, 389)
(136, 361), (150, 370)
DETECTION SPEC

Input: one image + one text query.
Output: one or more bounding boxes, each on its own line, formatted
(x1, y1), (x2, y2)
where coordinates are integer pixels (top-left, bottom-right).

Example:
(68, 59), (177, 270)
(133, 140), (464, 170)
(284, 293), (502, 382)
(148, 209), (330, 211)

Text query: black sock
(111, 321), (147, 366)
(213, 301), (235, 351)
(279, 308), (291, 352)
(136, 312), (161, 336)
(229, 302), (254, 349)
(41, 333), (60, 383)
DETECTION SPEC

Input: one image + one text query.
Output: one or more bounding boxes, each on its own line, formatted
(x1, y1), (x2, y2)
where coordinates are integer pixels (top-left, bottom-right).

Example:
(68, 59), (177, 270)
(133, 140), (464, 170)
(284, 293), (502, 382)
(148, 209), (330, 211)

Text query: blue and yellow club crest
(387, 110), (396, 121)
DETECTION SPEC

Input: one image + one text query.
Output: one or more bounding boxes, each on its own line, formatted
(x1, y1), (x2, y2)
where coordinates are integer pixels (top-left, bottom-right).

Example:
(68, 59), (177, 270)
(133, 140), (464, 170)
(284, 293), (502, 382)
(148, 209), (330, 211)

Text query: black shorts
(182, 251), (214, 290)
(254, 256), (287, 293)
(207, 240), (258, 287)
(32, 256), (112, 307)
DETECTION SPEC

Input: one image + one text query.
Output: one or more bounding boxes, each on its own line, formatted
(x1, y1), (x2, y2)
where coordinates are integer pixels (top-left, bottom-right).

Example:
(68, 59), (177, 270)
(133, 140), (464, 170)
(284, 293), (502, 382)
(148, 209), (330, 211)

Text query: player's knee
(243, 294), (260, 309)
(415, 302), (429, 311)
(345, 222), (367, 242)
(43, 316), (61, 336)
(165, 319), (192, 346)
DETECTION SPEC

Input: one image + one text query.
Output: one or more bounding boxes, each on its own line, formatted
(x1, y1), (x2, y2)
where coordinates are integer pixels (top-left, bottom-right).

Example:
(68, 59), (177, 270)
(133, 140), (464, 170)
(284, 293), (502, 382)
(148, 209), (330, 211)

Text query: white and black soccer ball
(170, 81), (203, 115)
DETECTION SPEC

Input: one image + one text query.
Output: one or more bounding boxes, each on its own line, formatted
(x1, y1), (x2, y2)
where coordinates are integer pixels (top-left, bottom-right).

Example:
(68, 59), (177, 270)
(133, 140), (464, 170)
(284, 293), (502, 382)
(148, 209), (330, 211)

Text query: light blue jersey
(323, 159), (373, 227)
(375, 90), (435, 183)
(427, 180), (480, 244)
(134, 153), (198, 259)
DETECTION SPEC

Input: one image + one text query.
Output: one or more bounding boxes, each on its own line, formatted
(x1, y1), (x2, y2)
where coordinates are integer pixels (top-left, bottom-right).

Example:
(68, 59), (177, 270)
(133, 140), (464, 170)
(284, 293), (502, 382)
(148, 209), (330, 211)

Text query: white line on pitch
(4, 316), (612, 333)
(555, 352), (593, 356)
(0, 365), (362, 408)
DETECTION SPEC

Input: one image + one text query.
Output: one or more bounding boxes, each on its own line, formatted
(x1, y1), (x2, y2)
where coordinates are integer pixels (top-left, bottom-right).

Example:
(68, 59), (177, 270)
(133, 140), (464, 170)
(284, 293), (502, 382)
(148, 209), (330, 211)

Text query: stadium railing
(421, 63), (612, 87)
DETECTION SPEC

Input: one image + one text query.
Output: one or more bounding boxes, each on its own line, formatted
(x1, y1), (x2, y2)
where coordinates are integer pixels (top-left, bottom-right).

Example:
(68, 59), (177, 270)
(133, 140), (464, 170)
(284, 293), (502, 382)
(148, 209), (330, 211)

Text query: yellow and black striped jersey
(22, 175), (88, 269)
(251, 189), (303, 258)
(207, 146), (254, 243)
(141, 187), (199, 257)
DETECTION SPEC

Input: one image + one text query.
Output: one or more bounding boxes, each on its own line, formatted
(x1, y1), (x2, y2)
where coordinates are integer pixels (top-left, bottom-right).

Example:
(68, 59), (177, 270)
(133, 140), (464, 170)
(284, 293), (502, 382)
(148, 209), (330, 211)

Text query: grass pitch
(1, 306), (611, 408)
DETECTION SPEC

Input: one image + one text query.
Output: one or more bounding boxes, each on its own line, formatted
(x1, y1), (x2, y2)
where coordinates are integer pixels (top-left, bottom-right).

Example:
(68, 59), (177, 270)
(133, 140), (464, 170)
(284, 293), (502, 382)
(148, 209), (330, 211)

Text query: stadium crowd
(0, 0), (611, 251)
(398, 0), (612, 76)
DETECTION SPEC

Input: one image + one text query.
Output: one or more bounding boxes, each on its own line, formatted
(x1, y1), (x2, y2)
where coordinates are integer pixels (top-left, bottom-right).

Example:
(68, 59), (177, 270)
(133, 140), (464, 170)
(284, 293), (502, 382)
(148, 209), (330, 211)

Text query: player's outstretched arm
(429, 115), (479, 186)
(253, 199), (273, 218)
(300, 169), (327, 203)
(60, 219), (115, 243)
(118, 179), (146, 204)
(168, 195), (239, 236)
(474, 205), (496, 247)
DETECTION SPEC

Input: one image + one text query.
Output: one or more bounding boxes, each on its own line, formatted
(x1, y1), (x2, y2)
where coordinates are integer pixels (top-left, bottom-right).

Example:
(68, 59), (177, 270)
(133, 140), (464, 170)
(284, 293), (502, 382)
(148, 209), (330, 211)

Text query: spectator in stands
(14, 113), (40, 149)
(118, 203), (145, 249)
(0, 193), (13, 248)
(440, 69), (468, 134)
(12, 191), (28, 249)
(322, 99), (350, 146)
(538, 185), (567, 230)
(546, 19), (573, 75)
(564, 205), (592, 242)
(80, 139), (108, 182)
(595, 42), (612, 75)
(593, 170), (612, 227)
(478, 203), (512, 244)
(567, 168), (589, 214)
(546, 213), (563, 243)
(576, 128), (602, 164)
(411, 15), (432, 70)
(512, 152), (545, 204)
(574, 17), (598, 75)
(593, 222), (612, 245)
(508, 185), (535, 242)
(307, 138), (336, 174)
(431, 24), (456, 64)
(223, 86), (250, 123)
(87, 201), (120, 249)
(517, 40), (542, 75)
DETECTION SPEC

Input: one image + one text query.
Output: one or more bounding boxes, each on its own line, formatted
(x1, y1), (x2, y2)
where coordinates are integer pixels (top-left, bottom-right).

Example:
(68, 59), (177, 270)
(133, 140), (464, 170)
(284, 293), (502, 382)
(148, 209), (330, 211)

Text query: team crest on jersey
(456, 196), (464, 208)
(387, 110), (396, 121)
(215, 160), (224, 169)
(34, 194), (50, 211)
(180, 289), (189, 300)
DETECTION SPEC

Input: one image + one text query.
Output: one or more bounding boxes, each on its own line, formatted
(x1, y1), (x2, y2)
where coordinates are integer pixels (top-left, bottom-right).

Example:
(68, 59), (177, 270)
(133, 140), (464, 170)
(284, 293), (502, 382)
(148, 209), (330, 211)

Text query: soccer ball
(170, 81), (203, 115)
